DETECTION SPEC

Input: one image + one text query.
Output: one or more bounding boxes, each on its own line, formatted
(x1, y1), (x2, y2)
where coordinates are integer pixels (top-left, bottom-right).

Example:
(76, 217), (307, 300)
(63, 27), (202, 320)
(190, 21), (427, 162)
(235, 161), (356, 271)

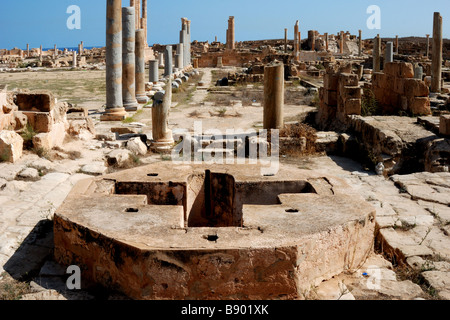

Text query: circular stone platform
(54, 163), (375, 300)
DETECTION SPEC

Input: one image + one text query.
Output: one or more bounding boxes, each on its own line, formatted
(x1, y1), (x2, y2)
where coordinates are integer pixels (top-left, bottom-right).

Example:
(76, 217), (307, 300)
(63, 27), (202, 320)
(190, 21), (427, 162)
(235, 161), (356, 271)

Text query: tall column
(298, 32), (301, 51)
(227, 16), (235, 50)
(142, 0), (148, 47)
(263, 61), (284, 130)
(294, 20), (299, 59)
(102, 0), (127, 121)
(164, 45), (173, 77)
(78, 44), (82, 55)
(122, 7), (139, 111)
(358, 30), (362, 56)
(135, 0), (141, 30)
(176, 43), (184, 69)
(395, 35), (399, 54)
(180, 18), (188, 68)
(431, 12), (443, 93)
(373, 34), (381, 72)
(385, 42), (394, 63)
(39, 45), (43, 60)
(151, 78), (174, 152)
(53, 44), (57, 59)
(26, 44), (29, 57)
(340, 31), (344, 54)
(187, 20), (191, 66)
(81, 41), (84, 54)
(284, 28), (288, 53)
(136, 29), (149, 104)
(426, 34), (430, 59)
(149, 59), (159, 83)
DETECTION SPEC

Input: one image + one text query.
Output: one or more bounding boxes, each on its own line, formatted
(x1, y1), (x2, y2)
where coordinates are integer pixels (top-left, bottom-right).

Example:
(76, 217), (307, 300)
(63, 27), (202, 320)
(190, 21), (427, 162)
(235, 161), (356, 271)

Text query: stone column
(324, 33), (329, 51)
(142, 0), (148, 47)
(414, 64), (424, 80)
(431, 12), (443, 93)
(78, 44), (82, 55)
(373, 34), (381, 72)
(298, 32), (301, 51)
(135, 29), (148, 104)
(102, 0), (127, 121)
(294, 21), (299, 58)
(151, 78), (174, 152)
(164, 45), (173, 77)
(193, 58), (199, 69)
(385, 42), (394, 63)
(122, 7), (139, 111)
(175, 43), (183, 69)
(135, 0), (140, 30)
(426, 34), (430, 59)
(53, 44), (57, 59)
(26, 44), (29, 57)
(358, 30), (362, 56)
(227, 16), (235, 50)
(39, 45), (43, 60)
(149, 59), (158, 83)
(284, 28), (288, 53)
(186, 20), (191, 66)
(263, 61), (284, 130)
(72, 51), (77, 68)
(340, 31), (344, 54)
(395, 35), (399, 54)
(81, 41), (84, 54)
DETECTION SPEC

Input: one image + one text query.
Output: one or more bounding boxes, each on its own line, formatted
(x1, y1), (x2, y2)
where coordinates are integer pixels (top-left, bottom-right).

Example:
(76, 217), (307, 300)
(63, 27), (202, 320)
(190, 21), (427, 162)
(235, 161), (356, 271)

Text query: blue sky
(0, 0), (448, 50)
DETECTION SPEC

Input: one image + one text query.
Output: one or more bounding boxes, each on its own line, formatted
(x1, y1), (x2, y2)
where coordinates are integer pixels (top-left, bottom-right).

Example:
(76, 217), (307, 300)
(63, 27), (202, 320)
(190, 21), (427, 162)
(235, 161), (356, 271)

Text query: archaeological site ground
(0, 0), (449, 304)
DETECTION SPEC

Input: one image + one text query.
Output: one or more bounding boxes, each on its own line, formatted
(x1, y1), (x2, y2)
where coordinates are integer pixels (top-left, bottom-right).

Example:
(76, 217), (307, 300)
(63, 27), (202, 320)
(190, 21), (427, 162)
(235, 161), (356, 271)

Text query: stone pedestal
(149, 60), (159, 83)
(151, 80), (174, 152)
(102, 0), (127, 121)
(263, 61), (284, 130)
(431, 12), (443, 93)
(122, 7), (139, 111)
(135, 29), (149, 104)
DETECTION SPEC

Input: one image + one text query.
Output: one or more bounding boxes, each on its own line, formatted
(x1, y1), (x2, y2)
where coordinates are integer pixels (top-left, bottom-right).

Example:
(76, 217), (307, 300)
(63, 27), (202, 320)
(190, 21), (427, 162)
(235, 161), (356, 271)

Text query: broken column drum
(149, 60), (159, 83)
(263, 62), (284, 130)
(135, 29), (149, 104)
(151, 78), (174, 152)
(122, 7), (139, 111)
(102, 0), (127, 121)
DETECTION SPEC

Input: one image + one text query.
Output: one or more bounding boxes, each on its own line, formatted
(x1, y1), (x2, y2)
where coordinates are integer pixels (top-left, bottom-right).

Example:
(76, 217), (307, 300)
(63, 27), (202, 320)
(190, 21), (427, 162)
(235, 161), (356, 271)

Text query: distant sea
(31, 46), (101, 52)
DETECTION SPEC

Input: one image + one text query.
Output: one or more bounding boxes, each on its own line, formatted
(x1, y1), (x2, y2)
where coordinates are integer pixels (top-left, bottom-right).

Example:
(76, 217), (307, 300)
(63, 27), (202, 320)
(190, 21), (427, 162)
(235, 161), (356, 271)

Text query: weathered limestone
(164, 45), (173, 77)
(340, 31), (344, 54)
(226, 16), (235, 50)
(216, 56), (223, 68)
(385, 42), (394, 63)
(180, 18), (188, 68)
(135, 29), (149, 104)
(0, 130), (23, 163)
(373, 34), (381, 72)
(148, 59), (159, 83)
(193, 58), (199, 69)
(414, 64), (424, 80)
(431, 12), (443, 93)
(151, 80), (174, 152)
(426, 34), (430, 59)
(142, 0), (148, 47)
(122, 7), (139, 111)
(102, 0), (127, 121)
(263, 61), (284, 130)
(294, 21), (299, 59)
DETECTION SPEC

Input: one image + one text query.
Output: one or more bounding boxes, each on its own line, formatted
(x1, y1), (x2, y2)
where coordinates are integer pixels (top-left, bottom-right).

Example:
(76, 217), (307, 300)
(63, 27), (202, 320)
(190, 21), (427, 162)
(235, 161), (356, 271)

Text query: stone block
(342, 86), (362, 100)
(344, 99), (361, 115)
(32, 133), (52, 151)
(408, 97), (431, 116)
(384, 62), (414, 79)
(15, 91), (55, 112)
(440, 115), (450, 136)
(403, 79), (429, 97)
(324, 90), (337, 106)
(393, 77), (405, 95)
(339, 73), (359, 88)
(0, 130), (23, 162)
(324, 74), (339, 91)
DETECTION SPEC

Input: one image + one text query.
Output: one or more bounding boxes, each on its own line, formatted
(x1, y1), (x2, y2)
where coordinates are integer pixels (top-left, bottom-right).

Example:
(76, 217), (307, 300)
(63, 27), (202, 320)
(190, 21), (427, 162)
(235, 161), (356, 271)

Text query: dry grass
(279, 123), (317, 157)
(0, 272), (31, 300)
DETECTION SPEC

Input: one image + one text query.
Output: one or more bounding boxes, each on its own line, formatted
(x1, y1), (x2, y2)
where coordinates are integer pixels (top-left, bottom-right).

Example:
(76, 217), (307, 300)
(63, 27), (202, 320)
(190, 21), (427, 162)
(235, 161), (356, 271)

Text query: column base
(100, 107), (128, 121)
(136, 94), (150, 104)
(151, 138), (175, 153)
(124, 100), (140, 112)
